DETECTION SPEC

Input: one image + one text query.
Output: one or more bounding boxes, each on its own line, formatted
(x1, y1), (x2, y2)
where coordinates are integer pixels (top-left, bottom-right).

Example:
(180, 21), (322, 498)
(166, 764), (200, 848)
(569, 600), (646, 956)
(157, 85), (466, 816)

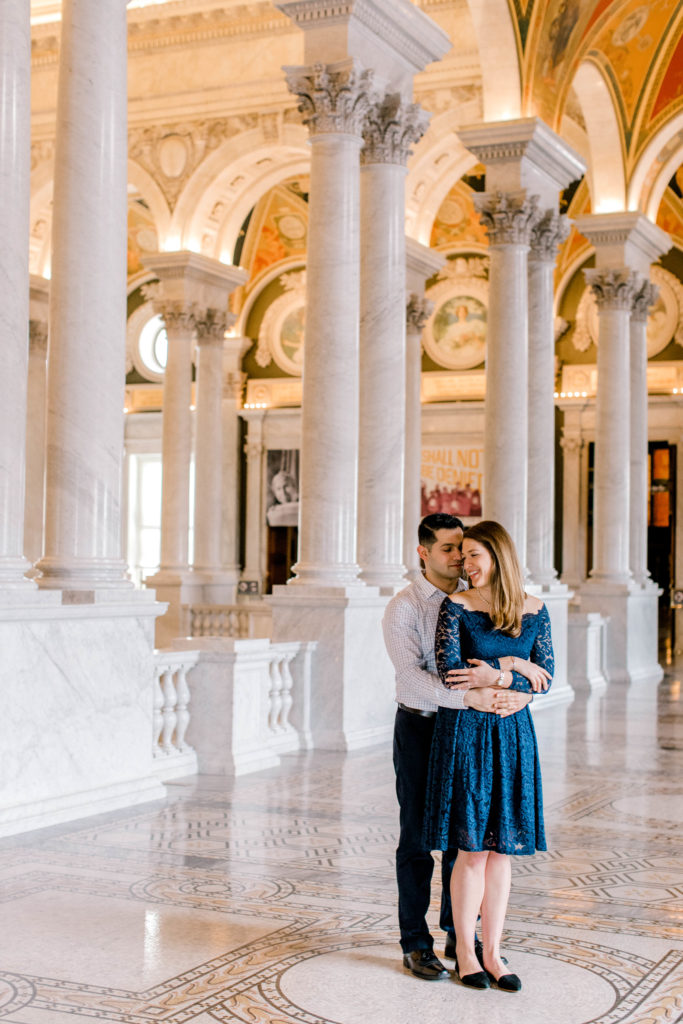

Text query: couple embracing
(382, 513), (553, 992)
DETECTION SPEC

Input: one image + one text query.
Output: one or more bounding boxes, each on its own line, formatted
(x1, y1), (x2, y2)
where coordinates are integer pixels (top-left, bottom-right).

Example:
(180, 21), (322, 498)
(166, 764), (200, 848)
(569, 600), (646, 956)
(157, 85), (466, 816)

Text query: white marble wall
(0, 593), (166, 837)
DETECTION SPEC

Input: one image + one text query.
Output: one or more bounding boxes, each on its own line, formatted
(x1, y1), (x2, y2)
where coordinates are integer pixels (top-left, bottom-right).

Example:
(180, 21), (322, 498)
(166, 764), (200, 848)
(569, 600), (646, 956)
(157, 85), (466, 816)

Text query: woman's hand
(509, 657), (551, 693)
(445, 659), (499, 690)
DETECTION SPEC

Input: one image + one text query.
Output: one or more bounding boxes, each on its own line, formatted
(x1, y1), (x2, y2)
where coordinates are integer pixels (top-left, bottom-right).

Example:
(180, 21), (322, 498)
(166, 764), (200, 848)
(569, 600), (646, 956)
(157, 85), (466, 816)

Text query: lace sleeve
(435, 598), (468, 685)
(530, 604), (554, 692)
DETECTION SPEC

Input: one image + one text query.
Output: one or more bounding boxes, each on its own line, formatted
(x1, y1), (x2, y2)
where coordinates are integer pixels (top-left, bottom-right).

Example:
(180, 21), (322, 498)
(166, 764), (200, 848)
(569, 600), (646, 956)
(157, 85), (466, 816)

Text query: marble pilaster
(357, 96), (429, 590)
(24, 277), (50, 569)
(630, 279), (658, 585)
(241, 410), (266, 595)
(221, 337), (250, 593)
(560, 431), (586, 589)
(527, 211), (570, 584)
(0, 0), (34, 586)
(37, 0), (130, 589)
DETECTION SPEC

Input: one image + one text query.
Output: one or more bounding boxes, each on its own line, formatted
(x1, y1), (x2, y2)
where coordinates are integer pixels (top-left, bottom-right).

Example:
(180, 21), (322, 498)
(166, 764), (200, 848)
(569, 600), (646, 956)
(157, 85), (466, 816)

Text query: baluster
(268, 655), (284, 734)
(279, 653), (295, 732)
(175, 665), (191, 750)
(227, 610), (238, 637)
(160, 666), (178, 753)
(239, 609), (249, 637)
(152, 664), (165, 756)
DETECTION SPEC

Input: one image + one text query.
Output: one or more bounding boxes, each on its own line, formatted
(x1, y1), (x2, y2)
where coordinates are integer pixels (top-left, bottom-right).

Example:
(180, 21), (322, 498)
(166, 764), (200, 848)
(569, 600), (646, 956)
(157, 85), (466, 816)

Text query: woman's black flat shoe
(454, 957), (490, 989)
(486, 971), (522, 991)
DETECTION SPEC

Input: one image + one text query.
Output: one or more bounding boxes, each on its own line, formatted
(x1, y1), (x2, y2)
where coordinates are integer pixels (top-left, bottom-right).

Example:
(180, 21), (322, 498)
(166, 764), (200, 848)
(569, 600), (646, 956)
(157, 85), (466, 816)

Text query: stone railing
(151, 649), (200, 781)
(181, 602), (272, 639)
(170, 637), (316, 776)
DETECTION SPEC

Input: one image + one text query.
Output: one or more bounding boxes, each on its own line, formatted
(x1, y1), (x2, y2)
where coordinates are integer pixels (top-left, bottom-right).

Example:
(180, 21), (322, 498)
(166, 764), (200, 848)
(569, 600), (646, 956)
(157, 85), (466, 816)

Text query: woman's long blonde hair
(465, 520), (525, 636)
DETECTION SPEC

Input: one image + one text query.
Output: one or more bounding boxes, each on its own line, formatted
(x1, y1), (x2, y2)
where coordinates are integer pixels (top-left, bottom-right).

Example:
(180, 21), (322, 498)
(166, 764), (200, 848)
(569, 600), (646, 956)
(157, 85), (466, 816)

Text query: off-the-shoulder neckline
(446, 599), (545, 619)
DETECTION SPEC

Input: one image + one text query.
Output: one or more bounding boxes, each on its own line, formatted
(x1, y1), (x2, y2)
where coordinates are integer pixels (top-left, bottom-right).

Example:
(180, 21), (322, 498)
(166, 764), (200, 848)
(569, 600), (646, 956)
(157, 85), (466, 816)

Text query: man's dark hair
(418, 513), (464, 549)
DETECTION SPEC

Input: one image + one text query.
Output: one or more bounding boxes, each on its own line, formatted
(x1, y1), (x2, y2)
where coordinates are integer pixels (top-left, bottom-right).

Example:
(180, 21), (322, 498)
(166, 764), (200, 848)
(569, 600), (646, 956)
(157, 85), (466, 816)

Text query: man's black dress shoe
(402, 949), (449, 980)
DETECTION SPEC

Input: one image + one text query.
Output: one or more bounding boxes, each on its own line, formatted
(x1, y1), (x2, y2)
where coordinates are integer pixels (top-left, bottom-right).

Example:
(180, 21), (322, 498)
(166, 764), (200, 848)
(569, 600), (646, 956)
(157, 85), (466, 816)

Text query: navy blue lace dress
(423, 599), (554, 856)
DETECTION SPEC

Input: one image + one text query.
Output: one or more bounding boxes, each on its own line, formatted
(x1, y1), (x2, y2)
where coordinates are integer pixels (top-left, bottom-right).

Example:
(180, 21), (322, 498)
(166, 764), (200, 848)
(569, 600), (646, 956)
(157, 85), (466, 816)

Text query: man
(382, 513), (531, 980)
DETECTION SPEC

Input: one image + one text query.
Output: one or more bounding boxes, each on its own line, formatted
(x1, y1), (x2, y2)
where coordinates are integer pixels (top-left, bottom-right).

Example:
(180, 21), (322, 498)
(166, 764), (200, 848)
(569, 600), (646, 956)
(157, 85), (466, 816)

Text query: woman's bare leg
(450, 850), (488, 976)
(480, 852), (511, 978)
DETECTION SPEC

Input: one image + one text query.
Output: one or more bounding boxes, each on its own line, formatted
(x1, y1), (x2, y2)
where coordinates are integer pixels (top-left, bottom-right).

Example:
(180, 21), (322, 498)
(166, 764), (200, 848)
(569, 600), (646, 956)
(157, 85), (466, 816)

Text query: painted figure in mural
(546, 0), (581, 73)
(423, 521), (553, 991)
(382, 515), (533, 981)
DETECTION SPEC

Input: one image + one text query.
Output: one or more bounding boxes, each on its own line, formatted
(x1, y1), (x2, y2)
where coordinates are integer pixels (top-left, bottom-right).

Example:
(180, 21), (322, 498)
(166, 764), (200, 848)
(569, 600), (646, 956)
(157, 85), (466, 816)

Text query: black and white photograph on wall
(266, 449), (300, 527)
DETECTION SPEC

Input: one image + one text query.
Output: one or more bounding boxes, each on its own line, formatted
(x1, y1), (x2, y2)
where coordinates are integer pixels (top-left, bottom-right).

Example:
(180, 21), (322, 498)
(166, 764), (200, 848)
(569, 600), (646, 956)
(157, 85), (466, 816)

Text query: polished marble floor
(1, 669), (682, 1024)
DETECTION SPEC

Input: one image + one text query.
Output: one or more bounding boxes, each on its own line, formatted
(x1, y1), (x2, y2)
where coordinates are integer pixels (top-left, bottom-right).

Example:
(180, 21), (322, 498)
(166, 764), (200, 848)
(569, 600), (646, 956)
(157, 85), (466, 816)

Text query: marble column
(475, 191), (541, 558)
(37, 0), (130, 588)
(584, 269), (637, 583)
(25, 277), (50, 568)
(404, 296), (432, 580)
(221, 337), (250, 593)
(241, 410), (266, 594)
(630, 279), (658, 585)
(0, 0), (33, 586)
(527, 211), (570, 584)
(357, 96), (429, 590)
(283, 60), (371, 586)
(193, 310), (231, 586)
(560, 431), (585, 589)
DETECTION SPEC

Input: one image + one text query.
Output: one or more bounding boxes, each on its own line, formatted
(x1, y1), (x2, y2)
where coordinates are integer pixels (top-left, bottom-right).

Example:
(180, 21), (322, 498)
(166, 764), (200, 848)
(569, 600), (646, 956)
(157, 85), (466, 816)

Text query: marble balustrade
(182, 601), (272, 639)
(152, 649), (199, 781)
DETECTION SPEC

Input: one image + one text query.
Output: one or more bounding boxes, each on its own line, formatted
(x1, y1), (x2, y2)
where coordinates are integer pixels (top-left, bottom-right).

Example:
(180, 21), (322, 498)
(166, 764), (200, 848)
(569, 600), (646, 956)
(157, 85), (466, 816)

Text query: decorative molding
(244, 440), (266, 459)
(529, 209), (571, 262)
(256, 271), (306, 375)
(245, 377), (303, 408)
(421, 369), (486, 402)
(631, 280), (659, 324)
(560, 435), (584, 453)
(284, 60), (375, 137)
(474, 190), (541, 246)
(361, 94), (430, 166)
(583, 268), (638, 312)
(560, 361), (683, 397)
(224, 371), (247, 402)
(28, 321), (48, 358)
(406, 294), (433, 333)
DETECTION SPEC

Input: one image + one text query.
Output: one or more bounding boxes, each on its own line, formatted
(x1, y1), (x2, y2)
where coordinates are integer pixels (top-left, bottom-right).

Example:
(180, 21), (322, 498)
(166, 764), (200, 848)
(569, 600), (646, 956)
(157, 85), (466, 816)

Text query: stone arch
(628, 112), (683, 219)
(464, 0), (522, 121)
(571, 60), (626, 212)
(127, 159), (172, 245)
(405, 110), (479, 245)
(170, 123), (310, 262)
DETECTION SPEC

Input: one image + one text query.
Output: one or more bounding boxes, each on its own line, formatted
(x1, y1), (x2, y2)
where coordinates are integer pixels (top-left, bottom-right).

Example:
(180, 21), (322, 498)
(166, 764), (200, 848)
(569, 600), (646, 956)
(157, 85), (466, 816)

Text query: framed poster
(420, 444), (484, 519)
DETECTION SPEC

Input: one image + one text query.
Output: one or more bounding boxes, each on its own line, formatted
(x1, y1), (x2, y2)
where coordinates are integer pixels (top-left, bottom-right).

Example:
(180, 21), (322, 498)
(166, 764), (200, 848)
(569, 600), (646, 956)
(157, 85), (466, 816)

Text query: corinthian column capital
(529, 209), (571, 262)
(406, 293), (433, 332)
(474, 190), (542, 246)
(361, 93), (430, 166)
(195, 308), (235, 343)
(142, 284), (197, 333)
(284, 59), (374, 137)
(631, 279), (659, 323)
(584, 268), (639, 311)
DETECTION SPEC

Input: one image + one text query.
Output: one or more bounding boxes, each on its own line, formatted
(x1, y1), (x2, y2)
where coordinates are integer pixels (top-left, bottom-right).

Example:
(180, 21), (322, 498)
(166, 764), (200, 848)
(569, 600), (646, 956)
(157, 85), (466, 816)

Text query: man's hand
(464, 687), (532, 717)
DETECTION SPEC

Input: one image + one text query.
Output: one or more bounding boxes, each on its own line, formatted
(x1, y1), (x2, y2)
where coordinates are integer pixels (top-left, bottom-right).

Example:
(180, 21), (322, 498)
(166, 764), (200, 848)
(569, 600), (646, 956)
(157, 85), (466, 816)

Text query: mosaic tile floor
(1, 670), (682, 1024)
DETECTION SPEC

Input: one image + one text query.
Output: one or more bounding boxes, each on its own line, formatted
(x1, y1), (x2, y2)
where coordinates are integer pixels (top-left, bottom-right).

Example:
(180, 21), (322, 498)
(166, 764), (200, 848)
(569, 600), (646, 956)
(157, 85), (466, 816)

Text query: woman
(423, 520), (553, 992)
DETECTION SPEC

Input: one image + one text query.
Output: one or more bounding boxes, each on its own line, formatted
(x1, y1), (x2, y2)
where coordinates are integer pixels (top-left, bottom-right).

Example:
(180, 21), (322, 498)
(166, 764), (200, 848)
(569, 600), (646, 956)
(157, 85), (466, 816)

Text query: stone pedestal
(37, 0), (130, 589)
(270, 586), (395, 749)
(567, 611), (608, 692)
(0, 0), (33, 587)
(526, 582), (574, 708)
(579, 582), (663, 685)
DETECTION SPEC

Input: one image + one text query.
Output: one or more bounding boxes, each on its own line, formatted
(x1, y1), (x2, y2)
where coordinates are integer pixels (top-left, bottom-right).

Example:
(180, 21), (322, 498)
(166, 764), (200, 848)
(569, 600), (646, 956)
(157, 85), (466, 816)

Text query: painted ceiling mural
(509, 0), (683, 173)
(429, 179), (489, 251)
(239, 178), (309, 283)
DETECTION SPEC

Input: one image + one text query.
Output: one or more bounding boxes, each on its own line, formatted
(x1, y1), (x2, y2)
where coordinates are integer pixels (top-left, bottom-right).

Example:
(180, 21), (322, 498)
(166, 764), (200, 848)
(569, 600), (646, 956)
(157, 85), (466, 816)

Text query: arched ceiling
(507, 0), (683, 176)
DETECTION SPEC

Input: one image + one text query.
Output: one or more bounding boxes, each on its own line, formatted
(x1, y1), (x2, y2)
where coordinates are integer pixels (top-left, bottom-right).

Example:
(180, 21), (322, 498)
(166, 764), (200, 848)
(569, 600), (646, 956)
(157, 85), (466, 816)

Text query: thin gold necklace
(476, 587), (492, 607)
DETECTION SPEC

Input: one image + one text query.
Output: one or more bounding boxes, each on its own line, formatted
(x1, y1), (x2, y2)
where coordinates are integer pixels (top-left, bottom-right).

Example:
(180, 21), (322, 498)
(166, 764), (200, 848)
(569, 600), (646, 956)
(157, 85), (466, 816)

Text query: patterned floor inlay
(0, 668), (682, 1024)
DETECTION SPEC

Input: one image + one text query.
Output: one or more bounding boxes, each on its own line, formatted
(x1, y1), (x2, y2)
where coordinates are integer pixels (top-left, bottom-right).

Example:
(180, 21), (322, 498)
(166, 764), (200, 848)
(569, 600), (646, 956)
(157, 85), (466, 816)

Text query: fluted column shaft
(585, 269), (637, 582)
(284, 61), (371, 585)
(476, 191), (541, 558)
(157, 307), (195, 573)
(0, 0), (33, 585)
(358, 97), (428, 588)
(630, 279), (657, 584)
(193, 315), (228, 572)
(38, 0), (129, 587)
(404, 297), (431, 580)
(527, 211), (569, 583)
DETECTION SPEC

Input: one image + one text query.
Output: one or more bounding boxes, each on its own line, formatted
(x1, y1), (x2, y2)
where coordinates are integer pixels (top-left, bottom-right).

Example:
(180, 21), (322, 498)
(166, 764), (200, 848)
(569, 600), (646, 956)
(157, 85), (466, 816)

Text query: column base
(526, 580), (575, 709)
(35, 556), (133, 590)
(145, 567), (196, 646)
(359, 563), (408, 594)
(0, 556), (37, 588)
(188, 567), (239, 605)
(269, 584), (395, 750)
(567, 611), (608, 692)
(288, 561), (364, 587)
(577, 579), (663, 684)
